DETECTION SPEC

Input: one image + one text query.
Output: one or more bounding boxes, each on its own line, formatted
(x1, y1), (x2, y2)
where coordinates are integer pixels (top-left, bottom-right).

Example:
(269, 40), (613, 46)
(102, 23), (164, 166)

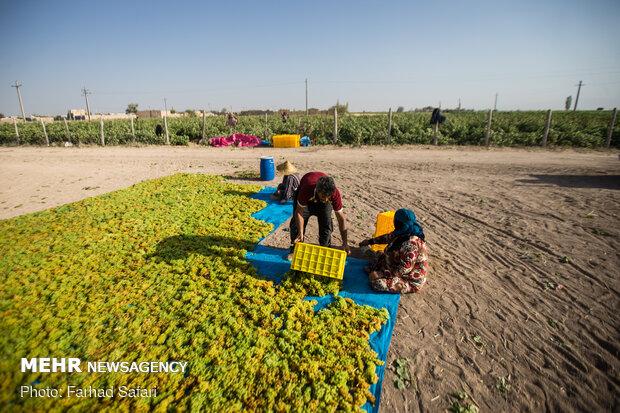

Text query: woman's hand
(359, 239), (370, 247)
(368, 270), (381, 282)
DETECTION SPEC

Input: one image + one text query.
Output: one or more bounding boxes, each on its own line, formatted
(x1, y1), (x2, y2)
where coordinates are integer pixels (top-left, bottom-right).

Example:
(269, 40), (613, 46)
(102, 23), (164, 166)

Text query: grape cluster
(0, 174), (388, 411)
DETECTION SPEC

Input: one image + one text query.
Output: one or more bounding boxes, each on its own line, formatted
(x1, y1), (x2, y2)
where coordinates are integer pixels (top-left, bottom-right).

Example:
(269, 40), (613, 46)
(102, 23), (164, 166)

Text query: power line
(311, 69), (620, 85)
(91, 80), (306, 97)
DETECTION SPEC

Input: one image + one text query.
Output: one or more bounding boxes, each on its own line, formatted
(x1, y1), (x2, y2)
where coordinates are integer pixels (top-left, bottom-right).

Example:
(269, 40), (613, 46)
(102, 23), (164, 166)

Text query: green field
(1, 111), (617, 148)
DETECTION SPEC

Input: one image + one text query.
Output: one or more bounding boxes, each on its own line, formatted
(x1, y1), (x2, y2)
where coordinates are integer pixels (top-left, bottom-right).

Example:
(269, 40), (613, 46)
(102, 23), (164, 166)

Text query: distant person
(287, 172), (350, 260)
(281, 111), (288, 123)
(270, 161), (300, 204)
(359, 208), (428, 293)
(225, 113), (239, 127)
(155, 124), (163, 137)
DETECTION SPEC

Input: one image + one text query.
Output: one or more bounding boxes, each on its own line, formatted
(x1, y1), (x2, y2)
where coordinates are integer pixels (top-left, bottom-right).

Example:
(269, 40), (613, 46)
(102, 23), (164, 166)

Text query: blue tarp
(245, 187), (400, 413)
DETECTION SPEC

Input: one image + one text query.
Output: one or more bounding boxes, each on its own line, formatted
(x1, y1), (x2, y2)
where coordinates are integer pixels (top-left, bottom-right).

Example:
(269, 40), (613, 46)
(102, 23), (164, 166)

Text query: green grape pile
(280, 270), (342, 297)
(0, 174), (389, 412)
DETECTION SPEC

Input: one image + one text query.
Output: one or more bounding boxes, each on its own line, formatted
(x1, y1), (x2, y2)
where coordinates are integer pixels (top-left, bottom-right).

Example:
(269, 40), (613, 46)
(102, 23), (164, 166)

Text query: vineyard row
(0, 111), (617, 148)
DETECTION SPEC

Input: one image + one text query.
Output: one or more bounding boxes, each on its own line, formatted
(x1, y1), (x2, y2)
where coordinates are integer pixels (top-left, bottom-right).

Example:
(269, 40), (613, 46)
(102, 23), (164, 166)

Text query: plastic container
(290, 242), (346, 280)
(371, 211), (395, 252)
(260, 156), (275, 181)
(273, 134), (300, 148)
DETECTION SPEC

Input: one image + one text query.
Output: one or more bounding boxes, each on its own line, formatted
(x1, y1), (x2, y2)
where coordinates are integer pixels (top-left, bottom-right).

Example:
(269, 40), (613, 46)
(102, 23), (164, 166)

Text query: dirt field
(1, 145), (618, 412)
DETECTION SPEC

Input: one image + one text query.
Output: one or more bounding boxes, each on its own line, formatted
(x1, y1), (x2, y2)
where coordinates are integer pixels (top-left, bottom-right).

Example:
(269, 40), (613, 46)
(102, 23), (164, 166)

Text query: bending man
(287, 172), (350, 260)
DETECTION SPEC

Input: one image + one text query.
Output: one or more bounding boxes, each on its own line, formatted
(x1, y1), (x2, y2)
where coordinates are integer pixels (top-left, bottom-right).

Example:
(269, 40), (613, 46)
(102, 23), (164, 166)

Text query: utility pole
(164, 97), (168, 115)
(305, 78), (308, 116)
(573, 80), (584, 112)
(11, 81), (26, 122)
(493, 93), (498, 111)
(82, 87), (92, 121)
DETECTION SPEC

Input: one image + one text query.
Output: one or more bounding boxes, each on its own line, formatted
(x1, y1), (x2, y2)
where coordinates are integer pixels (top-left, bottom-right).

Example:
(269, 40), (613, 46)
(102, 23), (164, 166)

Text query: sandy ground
(1, 145), (619, 412)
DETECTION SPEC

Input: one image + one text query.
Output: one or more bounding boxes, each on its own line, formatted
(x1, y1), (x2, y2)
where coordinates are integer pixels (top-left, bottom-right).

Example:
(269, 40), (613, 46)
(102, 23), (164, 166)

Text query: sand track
(1, 145), (618, 412)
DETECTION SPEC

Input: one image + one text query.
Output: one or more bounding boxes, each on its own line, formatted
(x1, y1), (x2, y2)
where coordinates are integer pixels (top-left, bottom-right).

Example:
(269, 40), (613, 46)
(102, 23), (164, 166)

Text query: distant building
(67, 109), (87, 120)
(34, 116), (55, 122)
(0, 116), (21, 124)
(137, 110), (165, 119)
(137, 110), (184, 119)
(195, 111), (217, 117)
(136, 110), (215, 119)
(67, 110), (136, 121)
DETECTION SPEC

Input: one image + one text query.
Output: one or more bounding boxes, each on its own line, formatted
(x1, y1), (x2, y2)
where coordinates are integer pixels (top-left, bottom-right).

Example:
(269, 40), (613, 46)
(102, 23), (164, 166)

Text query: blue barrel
(260, 156), (275, 181)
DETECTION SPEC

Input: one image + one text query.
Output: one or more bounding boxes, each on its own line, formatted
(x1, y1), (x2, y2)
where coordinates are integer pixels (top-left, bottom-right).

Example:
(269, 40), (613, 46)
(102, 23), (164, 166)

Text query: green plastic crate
(290, 242), (346, 280)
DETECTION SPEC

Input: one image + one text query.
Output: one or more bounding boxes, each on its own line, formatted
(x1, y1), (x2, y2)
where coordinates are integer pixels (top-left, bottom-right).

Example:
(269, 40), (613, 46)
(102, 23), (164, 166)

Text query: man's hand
(335, 210), (349, 255)
(294, 205), (305, 245)
(342, 244), (351, 255)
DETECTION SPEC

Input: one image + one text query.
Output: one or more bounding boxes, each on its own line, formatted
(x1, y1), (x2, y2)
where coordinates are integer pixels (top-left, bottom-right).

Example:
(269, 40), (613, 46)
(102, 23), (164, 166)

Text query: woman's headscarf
(392, 209), (424, 240)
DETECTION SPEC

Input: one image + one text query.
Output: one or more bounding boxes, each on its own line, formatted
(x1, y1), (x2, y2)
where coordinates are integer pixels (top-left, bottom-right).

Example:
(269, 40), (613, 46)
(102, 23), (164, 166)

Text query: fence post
(200, 110), (206, 144)
(606, 108), (617, 148)
(40, 118), (50, 146)
(542, 109), (552, 147)
(13, 118), (19, 145)
(433, 123), (439, 145)
(100, 116), (105, 146)
(164, 115), (170, 145)
(63, 118), (71, 144)
(484, 109), (493, 146)
(131, 117), (136, 144)
(387, 108), (392, 145)
(333, 107), (338, 144)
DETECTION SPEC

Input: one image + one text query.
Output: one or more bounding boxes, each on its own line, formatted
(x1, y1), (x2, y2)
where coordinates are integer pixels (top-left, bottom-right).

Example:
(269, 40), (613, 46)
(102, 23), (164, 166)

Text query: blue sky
(1, 0), (619, 116)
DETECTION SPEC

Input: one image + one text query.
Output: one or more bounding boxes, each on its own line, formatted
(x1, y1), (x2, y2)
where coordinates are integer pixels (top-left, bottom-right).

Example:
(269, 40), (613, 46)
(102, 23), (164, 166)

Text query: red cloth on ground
(211, 134), (262, 147)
